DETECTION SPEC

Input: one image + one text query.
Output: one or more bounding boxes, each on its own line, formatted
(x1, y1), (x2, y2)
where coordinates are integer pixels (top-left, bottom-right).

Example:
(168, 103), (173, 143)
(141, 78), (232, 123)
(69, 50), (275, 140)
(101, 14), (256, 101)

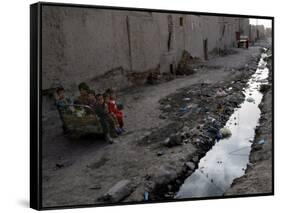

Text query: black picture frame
(30, 2), (274, 210)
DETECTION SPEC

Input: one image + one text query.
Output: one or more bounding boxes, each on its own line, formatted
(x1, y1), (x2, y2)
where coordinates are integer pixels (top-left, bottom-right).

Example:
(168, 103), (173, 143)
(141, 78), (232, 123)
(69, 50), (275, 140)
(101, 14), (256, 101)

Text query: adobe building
(42, 6), (248, 92)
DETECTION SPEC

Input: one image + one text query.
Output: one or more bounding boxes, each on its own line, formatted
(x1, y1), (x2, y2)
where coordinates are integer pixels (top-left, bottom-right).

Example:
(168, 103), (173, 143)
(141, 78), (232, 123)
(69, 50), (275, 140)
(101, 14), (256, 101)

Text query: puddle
(175, 51), (269, 199)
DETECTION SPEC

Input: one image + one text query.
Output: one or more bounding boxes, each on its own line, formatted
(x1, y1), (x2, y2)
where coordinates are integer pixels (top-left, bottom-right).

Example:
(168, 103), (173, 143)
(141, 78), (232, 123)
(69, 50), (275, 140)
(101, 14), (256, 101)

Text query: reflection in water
(175, 52), (269, 199)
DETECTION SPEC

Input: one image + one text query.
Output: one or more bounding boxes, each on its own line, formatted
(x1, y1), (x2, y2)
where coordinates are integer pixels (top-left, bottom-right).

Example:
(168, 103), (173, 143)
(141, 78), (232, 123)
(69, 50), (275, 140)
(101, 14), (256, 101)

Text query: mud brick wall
(42, 5), (245, 91)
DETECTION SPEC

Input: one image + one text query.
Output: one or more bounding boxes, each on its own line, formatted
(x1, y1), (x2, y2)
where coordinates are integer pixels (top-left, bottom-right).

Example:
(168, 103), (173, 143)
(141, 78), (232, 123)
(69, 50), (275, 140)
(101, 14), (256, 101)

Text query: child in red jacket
(107, 89), (124, 130)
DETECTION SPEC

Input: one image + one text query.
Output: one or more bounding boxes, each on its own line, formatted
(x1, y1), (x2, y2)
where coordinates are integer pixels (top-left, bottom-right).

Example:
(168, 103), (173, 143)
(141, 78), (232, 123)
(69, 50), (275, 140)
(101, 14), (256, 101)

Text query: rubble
(176, 50), (197, 75)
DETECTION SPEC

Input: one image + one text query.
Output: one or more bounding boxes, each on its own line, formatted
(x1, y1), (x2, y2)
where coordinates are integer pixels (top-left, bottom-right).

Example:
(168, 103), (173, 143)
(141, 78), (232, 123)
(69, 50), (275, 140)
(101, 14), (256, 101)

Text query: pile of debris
(176, 50), (198, 75)
(126, 66), (161, 86)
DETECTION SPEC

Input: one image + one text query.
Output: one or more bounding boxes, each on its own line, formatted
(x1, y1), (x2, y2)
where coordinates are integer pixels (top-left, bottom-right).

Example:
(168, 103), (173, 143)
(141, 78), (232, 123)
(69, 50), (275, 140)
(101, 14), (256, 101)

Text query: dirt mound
(176, 50), (199, 75)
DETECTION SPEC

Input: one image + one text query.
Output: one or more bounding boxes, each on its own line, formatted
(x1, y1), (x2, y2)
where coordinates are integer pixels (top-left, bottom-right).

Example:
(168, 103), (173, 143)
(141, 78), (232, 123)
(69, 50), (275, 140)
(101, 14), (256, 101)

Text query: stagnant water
(175, 51), (269, 199)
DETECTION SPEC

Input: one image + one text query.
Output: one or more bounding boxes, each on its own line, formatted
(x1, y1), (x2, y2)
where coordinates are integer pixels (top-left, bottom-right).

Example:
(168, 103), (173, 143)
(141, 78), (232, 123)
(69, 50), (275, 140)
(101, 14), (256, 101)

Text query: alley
(41, 45), (270, 207)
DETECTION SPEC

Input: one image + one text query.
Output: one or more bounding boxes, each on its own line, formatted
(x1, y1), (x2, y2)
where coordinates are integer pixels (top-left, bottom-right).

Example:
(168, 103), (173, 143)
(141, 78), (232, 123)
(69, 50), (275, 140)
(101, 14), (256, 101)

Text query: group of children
(54, 82), (124, 143)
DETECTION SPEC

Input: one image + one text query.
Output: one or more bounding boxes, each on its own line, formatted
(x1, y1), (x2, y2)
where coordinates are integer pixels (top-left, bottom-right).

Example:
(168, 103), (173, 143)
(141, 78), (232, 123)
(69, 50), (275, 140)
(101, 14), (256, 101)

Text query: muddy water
(175, 52), (269, 199)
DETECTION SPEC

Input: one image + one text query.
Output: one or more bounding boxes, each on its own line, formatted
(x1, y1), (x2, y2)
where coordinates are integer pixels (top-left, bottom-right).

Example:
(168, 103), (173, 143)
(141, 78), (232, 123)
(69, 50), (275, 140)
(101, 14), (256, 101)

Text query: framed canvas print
(30, 2), (274, 210)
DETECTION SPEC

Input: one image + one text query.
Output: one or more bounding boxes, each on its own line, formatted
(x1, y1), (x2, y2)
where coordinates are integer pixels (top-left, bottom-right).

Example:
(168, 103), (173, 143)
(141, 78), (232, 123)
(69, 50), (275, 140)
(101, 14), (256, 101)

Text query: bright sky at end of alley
(250, 19), (272, 28)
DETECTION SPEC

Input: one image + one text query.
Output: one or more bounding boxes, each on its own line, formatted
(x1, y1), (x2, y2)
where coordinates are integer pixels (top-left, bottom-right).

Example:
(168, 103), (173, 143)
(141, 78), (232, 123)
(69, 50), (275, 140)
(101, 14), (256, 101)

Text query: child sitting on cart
(74, 82), (97, 114)
(107, 89), (124, 131)
(95, 94), (117, 143)
(54, 86), (74, 114)
(75, 82), (90, 105)
(103, 93), (123, 135)
(88, 89), (97, 110)
(54, 86), (74, 132)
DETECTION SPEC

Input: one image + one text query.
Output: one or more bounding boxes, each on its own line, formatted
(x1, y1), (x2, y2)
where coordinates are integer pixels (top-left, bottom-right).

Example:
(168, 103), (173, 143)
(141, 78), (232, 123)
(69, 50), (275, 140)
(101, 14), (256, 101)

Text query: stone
(163, 137), (170, 145)
(153, 165), (177, 186)
(180, 131), (187, 139)
(252, 143), (263, 151)
(219, 127), (232, 138)
(215, 88), (227, 97)
(183, 139), (189, 144)
(186, 170), (193, 176)
(163, 133), (183, 147)
(191, 128), (200, 136)
(99, 180), (133, 202)
(167, 184), (172, 191)
(157, 151), (164, 156)
(176, 179), (181, 184)
(192, 155), (199, 163)
(246, 97), (255, 103)
(182, 126), (189, 133)
(247, 163), (254, 167)
(163, 104), (172, 110)
(195, 138), (201, 143)
(185, 161), (196, 171)
(89, 185), (101, 190)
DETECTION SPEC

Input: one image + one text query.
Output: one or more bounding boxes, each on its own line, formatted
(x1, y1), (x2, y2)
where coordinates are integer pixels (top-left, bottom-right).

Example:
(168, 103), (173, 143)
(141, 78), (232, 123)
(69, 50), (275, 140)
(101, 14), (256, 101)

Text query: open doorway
(169, 64), (174, 74)
(203, 39), (208, 60)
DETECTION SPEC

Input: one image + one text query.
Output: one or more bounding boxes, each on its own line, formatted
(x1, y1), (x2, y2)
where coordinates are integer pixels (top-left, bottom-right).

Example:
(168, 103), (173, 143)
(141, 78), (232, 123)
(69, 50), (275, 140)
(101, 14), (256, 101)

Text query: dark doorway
(203, 39), (208, 60)
(167, 15), (173, 51)
(170, 64), (174, 74)
(179, 17), (183, 26)
(168, 32), (172, 51)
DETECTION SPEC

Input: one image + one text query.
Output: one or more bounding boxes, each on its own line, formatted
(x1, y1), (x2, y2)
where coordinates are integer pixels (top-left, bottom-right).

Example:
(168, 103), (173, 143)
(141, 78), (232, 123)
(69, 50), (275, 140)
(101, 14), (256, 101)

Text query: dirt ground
(42, 45), (270, 207)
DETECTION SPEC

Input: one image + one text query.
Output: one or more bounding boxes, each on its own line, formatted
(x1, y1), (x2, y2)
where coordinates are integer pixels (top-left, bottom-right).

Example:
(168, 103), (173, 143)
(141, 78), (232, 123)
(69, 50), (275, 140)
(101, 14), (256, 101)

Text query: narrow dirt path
(121, 47), (261, 139)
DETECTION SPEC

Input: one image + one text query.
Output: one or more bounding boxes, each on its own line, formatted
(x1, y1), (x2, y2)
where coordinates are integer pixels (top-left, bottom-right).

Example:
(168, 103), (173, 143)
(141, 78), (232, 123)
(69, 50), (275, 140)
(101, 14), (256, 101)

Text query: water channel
(175, 51), (269, 199)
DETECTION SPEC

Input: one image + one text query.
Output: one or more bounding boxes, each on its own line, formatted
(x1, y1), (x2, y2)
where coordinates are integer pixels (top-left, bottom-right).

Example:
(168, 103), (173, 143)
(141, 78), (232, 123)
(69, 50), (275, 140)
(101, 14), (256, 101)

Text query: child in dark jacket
(88, 89), (96, 110)
(94, 94), (117, 143)
(75, 82), (90, 105)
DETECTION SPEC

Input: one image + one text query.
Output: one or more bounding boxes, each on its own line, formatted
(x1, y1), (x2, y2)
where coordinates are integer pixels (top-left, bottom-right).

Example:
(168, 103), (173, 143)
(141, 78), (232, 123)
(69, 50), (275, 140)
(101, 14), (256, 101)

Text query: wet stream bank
(175, 50), (270, 199)
(147, 48), (270, 201)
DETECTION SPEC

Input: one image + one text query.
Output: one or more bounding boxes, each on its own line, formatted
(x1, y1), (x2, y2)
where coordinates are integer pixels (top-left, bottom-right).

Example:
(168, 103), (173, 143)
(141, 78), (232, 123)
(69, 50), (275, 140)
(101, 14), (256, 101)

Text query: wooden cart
(59, 104), (104, 137)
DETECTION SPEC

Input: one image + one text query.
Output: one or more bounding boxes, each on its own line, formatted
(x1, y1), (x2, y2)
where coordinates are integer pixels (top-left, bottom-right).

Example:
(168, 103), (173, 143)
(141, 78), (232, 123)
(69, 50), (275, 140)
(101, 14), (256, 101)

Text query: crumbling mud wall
(42, 6), (131, 91)
(42, 5), (246, 92)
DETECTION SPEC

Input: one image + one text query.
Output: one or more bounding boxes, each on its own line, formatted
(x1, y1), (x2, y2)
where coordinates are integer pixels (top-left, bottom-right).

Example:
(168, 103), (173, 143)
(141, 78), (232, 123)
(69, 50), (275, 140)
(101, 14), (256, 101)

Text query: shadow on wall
(88, 65), (161, 92)
(87, 49), (203, 92)
(43, 49), (204, 96)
